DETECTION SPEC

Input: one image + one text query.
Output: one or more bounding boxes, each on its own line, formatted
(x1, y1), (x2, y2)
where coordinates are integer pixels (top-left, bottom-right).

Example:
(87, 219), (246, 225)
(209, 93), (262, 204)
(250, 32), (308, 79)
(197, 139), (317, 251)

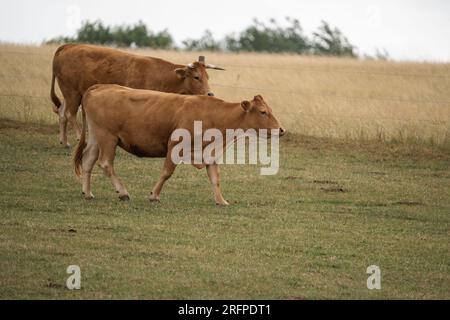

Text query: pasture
(1, 44), (450, 145)
(0, 45), (449, 299)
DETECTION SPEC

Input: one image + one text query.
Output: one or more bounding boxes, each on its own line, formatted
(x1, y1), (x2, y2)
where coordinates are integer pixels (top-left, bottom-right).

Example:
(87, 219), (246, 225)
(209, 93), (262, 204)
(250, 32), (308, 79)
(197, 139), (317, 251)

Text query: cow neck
(206, 103), (247, 131)
(141, 61), (183, 93)
(156, 73), (184, 94)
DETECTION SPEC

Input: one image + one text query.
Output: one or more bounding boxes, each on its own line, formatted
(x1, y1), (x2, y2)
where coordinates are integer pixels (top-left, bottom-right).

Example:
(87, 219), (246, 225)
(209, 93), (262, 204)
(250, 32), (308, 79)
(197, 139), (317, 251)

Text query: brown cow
(73, 84), (285, 206)
(50, 44), (224, 147)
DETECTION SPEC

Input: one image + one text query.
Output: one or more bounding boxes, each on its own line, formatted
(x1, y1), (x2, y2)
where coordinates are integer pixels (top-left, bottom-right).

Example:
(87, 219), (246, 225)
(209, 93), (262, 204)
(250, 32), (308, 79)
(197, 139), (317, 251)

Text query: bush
(45, 18), (359, 57)
(46, 20), (173, 49)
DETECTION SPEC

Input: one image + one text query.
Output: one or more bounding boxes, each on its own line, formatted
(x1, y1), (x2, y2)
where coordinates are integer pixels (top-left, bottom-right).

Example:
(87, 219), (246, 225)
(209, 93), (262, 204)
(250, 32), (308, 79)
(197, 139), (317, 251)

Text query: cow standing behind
(50, 44), (224, 147)
(73, 84), (285, 206)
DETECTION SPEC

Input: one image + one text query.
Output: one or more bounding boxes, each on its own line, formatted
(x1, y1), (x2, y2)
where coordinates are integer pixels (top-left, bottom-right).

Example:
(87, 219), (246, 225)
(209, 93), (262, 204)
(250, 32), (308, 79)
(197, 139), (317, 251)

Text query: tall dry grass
(1, 44), (449, 146)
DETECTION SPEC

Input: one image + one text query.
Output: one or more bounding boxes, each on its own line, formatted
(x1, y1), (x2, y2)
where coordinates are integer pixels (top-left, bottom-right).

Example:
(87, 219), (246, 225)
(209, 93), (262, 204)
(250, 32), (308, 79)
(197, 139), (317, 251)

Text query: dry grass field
(0, 44), (449, 299)
(1, 44), (450, 145)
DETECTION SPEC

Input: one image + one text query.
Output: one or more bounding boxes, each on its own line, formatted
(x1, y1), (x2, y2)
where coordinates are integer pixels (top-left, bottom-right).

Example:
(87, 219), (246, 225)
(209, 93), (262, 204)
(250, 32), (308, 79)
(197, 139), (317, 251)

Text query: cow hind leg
(97, 136), (130, 200)
(58, 91), (82, 147)
(81, 136), (99, 200)
(206, 164), (229, 206)
(65, 95), (82, 141)
(150, 156), (177, 202)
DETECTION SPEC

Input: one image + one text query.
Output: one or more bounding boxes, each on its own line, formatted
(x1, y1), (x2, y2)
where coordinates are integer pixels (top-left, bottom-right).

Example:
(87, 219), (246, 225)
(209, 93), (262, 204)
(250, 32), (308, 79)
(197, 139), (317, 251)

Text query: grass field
(0, 120), (449, 299)
(1, 44), (450, 145)
(0, 44), (449, 299)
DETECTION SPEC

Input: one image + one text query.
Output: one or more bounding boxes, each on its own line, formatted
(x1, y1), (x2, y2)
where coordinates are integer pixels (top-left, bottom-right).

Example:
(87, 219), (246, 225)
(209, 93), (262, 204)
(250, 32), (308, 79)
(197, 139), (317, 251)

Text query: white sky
(1, 0), (449, 61)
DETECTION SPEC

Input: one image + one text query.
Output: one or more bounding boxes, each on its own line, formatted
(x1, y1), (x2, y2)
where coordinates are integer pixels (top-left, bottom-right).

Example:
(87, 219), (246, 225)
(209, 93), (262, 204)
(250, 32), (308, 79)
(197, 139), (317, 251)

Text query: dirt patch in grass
(392, 200), (423, 206)
(313, 180), (339, 185)
(321, 186), (347, 193)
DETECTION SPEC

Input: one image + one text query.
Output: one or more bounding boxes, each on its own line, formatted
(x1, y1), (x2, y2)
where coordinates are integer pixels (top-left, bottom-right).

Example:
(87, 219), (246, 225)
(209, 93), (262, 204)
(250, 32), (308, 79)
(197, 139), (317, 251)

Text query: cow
(73, 84), (285, 206)
(50, 44), (224, 147)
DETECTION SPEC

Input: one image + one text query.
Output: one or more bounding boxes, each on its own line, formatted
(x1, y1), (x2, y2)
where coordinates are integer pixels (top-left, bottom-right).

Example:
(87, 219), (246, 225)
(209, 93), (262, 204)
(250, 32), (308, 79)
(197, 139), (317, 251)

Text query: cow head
(240, 95), (286, 136)
(175, 56), (224, 96)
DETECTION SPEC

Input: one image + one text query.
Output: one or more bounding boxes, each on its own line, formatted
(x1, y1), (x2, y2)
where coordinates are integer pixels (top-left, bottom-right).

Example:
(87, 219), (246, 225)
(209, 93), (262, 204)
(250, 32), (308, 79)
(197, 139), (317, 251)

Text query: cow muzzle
(279, 127), (286, 136)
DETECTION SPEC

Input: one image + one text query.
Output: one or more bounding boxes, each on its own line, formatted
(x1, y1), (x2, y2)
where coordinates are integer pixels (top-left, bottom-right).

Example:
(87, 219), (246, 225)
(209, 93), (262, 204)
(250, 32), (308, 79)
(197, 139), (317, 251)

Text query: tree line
(46, 18), (361, 57)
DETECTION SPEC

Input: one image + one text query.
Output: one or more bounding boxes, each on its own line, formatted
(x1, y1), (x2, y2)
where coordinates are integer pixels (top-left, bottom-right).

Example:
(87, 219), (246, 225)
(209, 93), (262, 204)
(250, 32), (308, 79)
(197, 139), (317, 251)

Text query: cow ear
(241, 100), (252, 112)
(175, 68), (187, 79)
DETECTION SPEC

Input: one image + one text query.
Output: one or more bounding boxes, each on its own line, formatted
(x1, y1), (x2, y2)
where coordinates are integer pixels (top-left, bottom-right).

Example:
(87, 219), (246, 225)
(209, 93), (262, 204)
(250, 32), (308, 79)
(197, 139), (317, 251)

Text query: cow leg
(58, 101), (69, 147)
(64, 94), (82, 141)
(206, 164), (229, 206)
(81, 136), (99, 200)
(97, 137), (130, 200)
(149, 157), (176, 202)
(70, 112), (82, 141)
(58, 88), (81, 147)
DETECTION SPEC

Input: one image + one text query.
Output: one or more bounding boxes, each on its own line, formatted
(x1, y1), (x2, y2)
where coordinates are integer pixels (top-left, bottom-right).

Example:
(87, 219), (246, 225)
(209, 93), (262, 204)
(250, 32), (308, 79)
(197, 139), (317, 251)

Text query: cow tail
(50, 69), (61, 113)
(73, 105), (87, 178)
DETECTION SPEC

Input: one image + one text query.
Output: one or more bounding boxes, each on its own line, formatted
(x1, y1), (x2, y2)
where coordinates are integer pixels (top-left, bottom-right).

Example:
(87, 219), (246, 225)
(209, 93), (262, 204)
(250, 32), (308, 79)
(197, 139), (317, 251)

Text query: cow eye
(261, 111), (267, 116)
(194, 76), (201, 80)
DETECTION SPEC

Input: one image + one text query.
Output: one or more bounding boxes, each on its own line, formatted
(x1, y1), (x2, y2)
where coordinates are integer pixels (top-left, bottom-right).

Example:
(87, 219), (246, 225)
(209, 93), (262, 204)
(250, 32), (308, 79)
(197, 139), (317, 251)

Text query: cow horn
(205, 64), (225, 71)
(187, 63), (195, 69)
(198, 56), (206, 64)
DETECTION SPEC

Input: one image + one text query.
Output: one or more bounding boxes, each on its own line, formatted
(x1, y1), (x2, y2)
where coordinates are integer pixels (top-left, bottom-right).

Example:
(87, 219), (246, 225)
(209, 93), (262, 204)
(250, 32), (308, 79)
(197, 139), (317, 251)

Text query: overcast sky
(1, 0), (449, 61)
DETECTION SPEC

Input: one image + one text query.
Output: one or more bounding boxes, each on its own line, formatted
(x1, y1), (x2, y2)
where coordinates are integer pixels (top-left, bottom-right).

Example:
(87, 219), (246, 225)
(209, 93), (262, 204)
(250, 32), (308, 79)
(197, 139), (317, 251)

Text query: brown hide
(50, 44), (218, 146)
(52, 44), (213, 96)
(81, 84), (283, 159)
(73, 84), (285, 205)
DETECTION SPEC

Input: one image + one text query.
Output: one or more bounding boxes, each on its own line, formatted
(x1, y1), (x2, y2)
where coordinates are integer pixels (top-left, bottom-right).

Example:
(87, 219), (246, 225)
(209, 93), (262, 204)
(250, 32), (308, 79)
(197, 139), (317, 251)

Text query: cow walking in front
(50, 44), (224, 147)
(73, 84), (285, 206)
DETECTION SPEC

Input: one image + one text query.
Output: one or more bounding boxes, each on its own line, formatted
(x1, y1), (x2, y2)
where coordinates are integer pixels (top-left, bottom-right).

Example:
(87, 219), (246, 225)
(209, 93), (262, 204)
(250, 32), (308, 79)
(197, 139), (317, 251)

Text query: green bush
(46, 17), (357, 57)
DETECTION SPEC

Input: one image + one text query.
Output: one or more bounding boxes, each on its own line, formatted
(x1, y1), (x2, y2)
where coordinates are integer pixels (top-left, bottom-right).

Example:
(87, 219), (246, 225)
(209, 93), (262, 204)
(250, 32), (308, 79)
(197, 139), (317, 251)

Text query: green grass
(0, 119), (449, 299)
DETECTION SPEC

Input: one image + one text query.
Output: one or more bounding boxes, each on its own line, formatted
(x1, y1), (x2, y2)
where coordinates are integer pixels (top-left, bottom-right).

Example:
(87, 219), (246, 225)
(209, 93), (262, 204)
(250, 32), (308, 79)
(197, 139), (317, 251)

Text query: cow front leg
(206, 164), (229, 206)
(150, 157), (176, 202)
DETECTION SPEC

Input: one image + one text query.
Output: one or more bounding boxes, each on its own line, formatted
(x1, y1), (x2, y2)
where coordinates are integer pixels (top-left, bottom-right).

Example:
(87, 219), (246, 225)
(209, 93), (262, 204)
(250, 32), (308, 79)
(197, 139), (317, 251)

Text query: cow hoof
(216, 200), (230, 206)
(60, 142), (70, 148)
(149, 196), (160, 202)
(82, 192), (94, 200)
(119, 194), (130, 201)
